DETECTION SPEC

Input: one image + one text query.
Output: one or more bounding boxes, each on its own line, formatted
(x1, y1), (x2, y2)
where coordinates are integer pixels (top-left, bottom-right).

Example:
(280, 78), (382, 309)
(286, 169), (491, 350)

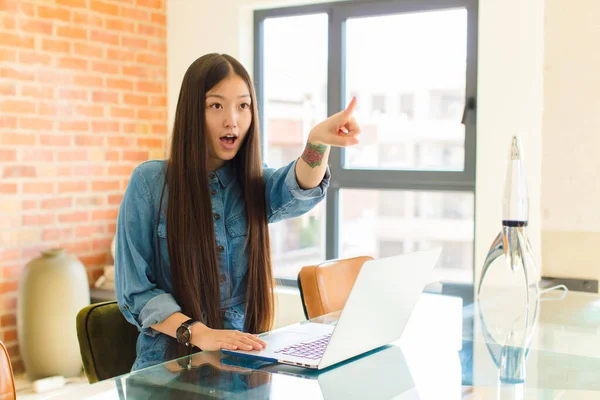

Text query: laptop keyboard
(273, 334), (332, 360)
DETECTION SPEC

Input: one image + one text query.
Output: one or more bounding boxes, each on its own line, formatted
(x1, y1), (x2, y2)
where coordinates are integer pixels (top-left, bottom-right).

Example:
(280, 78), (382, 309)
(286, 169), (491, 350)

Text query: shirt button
(208, 172), (216, 179)
(211, 189), (217, 195)
(219, 274), (226, 283)
(217, 245), (224, 253)
(214, 213), (220, 220)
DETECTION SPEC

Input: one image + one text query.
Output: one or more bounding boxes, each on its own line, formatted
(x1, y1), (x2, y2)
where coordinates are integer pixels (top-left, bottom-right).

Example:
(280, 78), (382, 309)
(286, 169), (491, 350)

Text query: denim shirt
(114, 159), (329, 370)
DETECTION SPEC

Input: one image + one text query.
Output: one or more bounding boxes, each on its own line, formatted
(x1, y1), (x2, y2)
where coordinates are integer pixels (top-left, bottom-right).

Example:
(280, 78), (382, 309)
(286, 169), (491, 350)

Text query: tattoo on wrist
(301, 142), (327, 168)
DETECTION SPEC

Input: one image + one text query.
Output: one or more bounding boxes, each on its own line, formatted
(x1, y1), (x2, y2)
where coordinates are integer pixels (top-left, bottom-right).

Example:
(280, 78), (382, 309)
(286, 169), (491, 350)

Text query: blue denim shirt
(115, 159), (329, 370)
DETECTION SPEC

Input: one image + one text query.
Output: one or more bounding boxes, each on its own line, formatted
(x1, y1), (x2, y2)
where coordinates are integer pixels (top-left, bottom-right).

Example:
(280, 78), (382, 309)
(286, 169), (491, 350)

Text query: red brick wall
(0, 0), (167, 372)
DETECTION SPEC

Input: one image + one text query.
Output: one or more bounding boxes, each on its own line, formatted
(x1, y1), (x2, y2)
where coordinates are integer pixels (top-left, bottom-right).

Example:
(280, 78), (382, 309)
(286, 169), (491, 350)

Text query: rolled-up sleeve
(263, 159), (330, 224)
(115, 167), (181, 336)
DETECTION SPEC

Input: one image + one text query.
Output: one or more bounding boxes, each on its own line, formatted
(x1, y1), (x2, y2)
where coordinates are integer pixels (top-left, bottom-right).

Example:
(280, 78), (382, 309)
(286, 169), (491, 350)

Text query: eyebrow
(206, 94), (251, 99)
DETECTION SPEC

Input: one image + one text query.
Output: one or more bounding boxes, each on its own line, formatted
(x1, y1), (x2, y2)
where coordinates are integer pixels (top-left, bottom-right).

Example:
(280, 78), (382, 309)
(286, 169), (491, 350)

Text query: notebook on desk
(222, 248), (441, 370)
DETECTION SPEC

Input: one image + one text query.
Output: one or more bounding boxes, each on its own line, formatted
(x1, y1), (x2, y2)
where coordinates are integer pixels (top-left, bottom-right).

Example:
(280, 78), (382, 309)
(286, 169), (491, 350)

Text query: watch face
(176, 325), (191, 345)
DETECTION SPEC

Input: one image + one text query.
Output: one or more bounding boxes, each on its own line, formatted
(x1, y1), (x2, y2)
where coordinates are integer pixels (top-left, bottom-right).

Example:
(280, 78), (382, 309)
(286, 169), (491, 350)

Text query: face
(205, 74), (252, 171)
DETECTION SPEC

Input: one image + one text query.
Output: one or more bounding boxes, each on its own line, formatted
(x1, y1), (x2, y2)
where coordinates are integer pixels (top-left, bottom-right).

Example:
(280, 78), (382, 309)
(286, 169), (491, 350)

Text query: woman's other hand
(192, 324), (267, 351)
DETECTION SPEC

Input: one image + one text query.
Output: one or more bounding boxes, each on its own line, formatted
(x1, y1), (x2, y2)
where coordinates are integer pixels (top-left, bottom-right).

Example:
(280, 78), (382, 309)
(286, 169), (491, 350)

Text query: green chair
(76, 301), (139, 383)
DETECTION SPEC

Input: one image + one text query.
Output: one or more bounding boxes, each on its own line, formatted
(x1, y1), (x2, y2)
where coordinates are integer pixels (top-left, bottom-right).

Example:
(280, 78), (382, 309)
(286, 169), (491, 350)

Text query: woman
(115, 53), (360, 370)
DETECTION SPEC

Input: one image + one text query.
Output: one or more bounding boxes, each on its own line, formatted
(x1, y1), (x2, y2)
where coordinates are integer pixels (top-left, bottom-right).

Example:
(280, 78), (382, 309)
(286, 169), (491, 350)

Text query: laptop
(222, 248), (441, 370)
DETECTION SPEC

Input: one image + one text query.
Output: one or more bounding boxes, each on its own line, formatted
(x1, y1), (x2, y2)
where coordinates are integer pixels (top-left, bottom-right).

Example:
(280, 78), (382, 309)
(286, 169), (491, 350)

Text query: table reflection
(124, 352), (273, 399)
(117, 344), (422, 400)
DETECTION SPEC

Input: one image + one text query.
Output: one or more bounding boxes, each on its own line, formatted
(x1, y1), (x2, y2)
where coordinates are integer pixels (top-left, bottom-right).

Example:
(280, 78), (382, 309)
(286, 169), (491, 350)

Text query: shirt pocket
(224, 212), (247, 238)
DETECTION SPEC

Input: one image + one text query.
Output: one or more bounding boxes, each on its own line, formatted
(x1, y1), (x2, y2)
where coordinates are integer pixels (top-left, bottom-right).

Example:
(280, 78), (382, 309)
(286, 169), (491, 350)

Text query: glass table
(53, 287), (600, 399)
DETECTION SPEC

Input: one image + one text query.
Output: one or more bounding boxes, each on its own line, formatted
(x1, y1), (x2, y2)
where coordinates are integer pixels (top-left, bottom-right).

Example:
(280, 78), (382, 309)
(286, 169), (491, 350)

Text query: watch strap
(181, 318), (196, 330)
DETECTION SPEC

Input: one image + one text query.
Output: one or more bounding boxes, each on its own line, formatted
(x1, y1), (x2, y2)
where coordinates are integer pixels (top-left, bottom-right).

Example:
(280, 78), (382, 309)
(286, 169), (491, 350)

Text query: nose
(223, 107), (238, 129)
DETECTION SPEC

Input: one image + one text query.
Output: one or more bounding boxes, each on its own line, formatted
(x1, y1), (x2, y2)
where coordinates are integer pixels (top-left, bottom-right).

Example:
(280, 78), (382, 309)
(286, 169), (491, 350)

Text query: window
(378, 190), (406, 217)
(258, 13), (328, 280)
(371, 94), (386, 114)
(255, 0), (477, 285)
(379, 143), (408, 168)
(340, 189), (474, 282)
(399, 93), (415, 120)
(428, 89), (465, 120)
(378, 240), (405, 259)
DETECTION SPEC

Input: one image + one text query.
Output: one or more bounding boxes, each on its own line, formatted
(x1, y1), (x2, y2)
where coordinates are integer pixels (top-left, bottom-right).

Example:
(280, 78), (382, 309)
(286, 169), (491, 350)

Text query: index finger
(342, 96), (357, 117)
(236, 331), (266, 347)
(246, 333), (267, 347)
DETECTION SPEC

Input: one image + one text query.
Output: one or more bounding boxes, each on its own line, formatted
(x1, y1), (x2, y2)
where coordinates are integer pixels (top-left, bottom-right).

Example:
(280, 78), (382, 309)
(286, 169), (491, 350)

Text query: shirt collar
(214, 162), (235, 187)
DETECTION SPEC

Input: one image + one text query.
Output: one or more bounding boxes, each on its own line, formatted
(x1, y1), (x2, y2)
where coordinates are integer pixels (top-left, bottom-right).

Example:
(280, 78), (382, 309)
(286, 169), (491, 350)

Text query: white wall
(541, 0), (600, 285)
(167, 0), (240, 131)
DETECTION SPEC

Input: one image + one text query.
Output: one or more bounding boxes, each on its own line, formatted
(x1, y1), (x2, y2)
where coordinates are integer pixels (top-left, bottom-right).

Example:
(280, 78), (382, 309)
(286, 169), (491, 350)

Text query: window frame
(254, 0), (478, 285)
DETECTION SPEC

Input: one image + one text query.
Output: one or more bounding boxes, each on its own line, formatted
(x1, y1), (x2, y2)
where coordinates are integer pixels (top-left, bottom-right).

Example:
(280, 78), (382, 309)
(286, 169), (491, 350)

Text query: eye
(240, 103), (250, 110)
(209, 103), (223, 109)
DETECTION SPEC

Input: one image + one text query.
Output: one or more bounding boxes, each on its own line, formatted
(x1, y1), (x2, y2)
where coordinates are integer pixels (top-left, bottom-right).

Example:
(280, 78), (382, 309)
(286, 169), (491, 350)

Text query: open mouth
(220, 135), (238, 145)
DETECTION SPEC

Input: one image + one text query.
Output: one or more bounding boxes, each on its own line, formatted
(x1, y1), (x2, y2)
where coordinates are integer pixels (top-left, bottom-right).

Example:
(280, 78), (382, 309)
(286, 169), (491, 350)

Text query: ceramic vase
(17, 248), (90, 379)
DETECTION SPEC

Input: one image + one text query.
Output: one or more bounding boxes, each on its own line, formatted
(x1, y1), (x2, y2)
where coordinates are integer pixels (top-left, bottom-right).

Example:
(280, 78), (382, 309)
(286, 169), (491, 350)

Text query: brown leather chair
(297, 255), (373, 320)
(0, 340), (16, 400)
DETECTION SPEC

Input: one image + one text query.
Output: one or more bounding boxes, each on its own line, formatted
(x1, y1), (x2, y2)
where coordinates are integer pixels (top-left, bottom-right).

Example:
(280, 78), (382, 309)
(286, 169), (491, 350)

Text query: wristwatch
(176, 319), (200, 347)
